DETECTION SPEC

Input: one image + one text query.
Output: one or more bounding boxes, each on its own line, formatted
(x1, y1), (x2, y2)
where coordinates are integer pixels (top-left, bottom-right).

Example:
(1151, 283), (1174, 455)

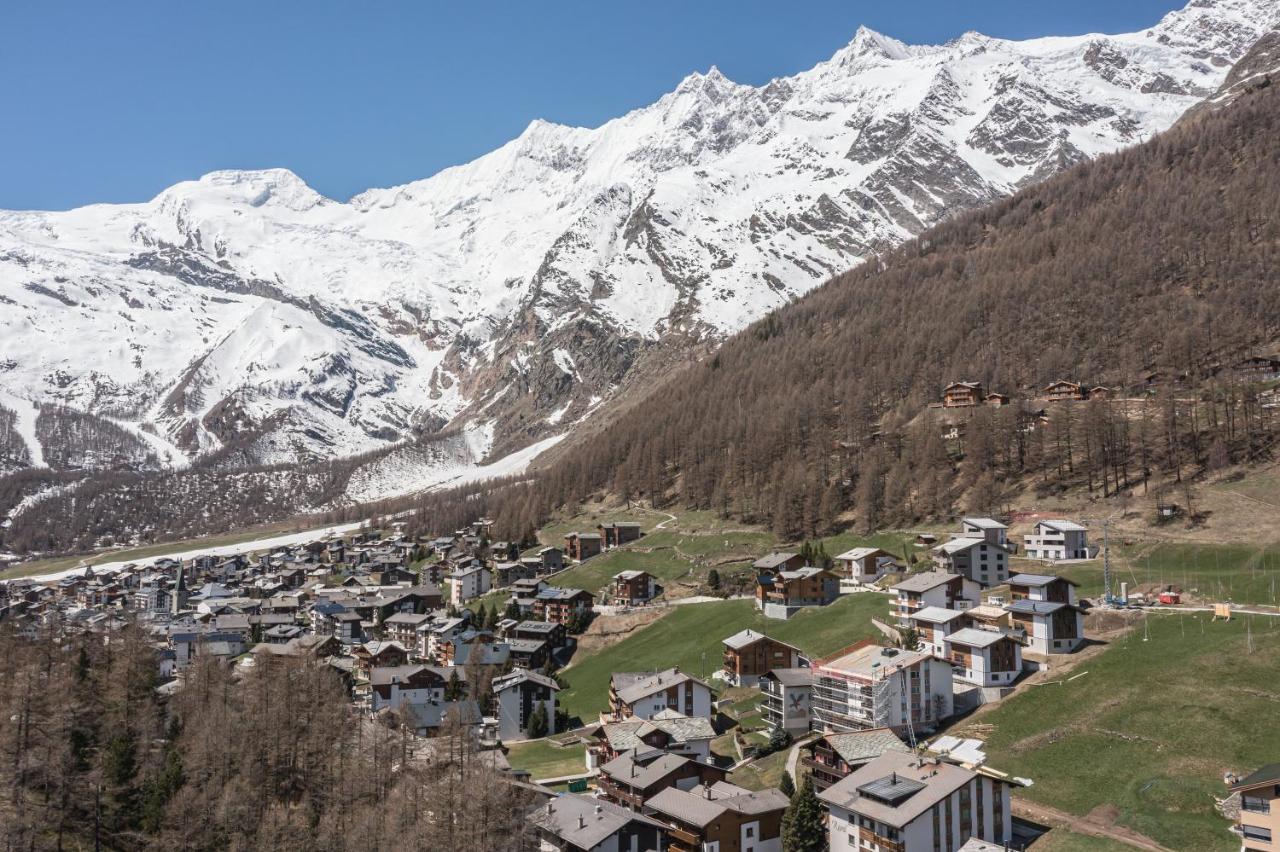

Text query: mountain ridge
(1, 0), (1276, 484)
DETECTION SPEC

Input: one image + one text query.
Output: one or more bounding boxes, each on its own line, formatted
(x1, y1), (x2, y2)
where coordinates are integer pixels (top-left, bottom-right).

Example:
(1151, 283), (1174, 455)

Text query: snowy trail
(0, 390), (45, 467)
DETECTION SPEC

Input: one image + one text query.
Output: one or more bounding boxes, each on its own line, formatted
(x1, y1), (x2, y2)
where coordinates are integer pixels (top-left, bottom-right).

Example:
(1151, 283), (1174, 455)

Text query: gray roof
(892, 571), (960, 593)
(646, 782), (788, 826)
(819, 751), (981, 828)
(722, 628), (800, 651)
(946, 628), (1010, 649)
(753, 552), (800, 569)
(492, 667), (560, 693)
(822, 729), (910, 765)
(908, 606), (968, 624)
(1005, 599), (1073, 615)
(1009, 573), (1075, 587)
(1037, 519), (1088, 532)
(526, 794), (663, 849)
(762, 667), (813, 687)
(962, 517), (1007, 530)
(611, 668), (710, 705)
(600, 750), (693, 790)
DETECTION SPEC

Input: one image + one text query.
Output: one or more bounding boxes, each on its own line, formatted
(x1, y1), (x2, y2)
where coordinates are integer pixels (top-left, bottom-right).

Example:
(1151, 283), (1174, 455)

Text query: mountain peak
(831, 25), (912, 66)
(155, 168), (329, 212)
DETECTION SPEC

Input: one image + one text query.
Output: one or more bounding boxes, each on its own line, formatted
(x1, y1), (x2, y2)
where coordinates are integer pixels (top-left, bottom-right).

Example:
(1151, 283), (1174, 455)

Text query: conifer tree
(782, 774), (826, 852)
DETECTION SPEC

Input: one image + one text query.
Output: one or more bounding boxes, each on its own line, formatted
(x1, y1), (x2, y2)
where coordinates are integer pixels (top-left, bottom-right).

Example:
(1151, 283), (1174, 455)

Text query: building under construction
(809, 640), (955, 739)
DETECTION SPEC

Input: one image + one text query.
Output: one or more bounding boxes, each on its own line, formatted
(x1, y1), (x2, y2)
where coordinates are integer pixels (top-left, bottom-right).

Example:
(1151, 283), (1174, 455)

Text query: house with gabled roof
(1023, 520), (1093, 561)
(834, 547), (898, 585)
(721, 628), (806, 687)
(526, 794), (667, 852)
(609, 668), (714, 721)
(803, 728), (910, 792)
(819, 751), (1016, 852)
(642, 781), (789, 852)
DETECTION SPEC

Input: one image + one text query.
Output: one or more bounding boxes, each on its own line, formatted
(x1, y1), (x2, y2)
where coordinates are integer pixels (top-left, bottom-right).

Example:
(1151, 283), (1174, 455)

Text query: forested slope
(513, 50), (1280, 539)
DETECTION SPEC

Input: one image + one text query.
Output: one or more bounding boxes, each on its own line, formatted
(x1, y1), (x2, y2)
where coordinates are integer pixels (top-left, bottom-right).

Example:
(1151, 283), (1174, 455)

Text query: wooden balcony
(859, 826), (904, 852)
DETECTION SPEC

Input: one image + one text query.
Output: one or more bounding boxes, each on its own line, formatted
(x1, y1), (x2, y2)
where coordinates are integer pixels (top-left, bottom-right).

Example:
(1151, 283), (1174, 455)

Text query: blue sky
(5, 0), (1188, 210)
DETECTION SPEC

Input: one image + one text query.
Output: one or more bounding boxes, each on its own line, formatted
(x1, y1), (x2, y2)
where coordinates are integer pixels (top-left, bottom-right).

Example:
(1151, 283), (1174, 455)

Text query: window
(1242, 825), (1272, 842)
(1241, 795), (1271, 814)
(746, 825), (755, 837)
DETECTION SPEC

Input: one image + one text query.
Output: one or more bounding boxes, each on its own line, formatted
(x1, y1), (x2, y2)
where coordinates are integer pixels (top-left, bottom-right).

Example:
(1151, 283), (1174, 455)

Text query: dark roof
(1005, 599), (1074, 615)
(858, 774), (927, 805)
(1233, 763), (1280, 792)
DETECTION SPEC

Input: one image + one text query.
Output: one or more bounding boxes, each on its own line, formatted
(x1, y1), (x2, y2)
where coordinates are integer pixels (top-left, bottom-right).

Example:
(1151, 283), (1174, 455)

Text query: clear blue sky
(6, 0), (1188, 210)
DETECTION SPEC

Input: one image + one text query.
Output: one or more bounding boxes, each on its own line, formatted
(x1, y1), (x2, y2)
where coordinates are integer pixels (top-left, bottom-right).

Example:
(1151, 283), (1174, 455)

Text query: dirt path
(1013, 799), (1173, 851)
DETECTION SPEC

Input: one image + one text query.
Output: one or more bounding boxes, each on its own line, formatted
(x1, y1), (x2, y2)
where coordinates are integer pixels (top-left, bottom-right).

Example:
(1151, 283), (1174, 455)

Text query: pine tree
(526, 701), (549, 739)
(707, 568), (721, 590)
(504, 598), (522, 621)
(782, 774), (826, 852)
(445, 669), (464, 701)
(778, 771), (795, 798)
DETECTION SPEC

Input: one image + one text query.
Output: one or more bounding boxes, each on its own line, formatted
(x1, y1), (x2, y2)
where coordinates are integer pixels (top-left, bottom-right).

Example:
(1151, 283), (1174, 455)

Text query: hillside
(530, 34), (1280, 539)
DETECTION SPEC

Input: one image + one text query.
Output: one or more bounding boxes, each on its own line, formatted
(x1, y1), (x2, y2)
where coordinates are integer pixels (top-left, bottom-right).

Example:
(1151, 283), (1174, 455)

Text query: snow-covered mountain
(1, 0), (1275, 478)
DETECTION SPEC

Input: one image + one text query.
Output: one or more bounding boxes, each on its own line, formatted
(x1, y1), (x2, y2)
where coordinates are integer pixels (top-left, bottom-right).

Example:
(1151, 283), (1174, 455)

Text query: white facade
(623, 680), (714, 721)
(825, 773), (1012, 852)
(450, 567), (493, 605)
(945, 629), (1023, 688)
(1023, 520), (1091, 560)
(960, 518), (1008, 547)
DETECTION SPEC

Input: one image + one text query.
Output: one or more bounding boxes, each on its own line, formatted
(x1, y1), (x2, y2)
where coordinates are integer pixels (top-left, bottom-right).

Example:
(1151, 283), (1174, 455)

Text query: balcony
(665, 825), (701, 847)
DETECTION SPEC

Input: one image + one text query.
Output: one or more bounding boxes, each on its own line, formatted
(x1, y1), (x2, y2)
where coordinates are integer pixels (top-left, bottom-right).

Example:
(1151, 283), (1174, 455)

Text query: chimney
(595, 804), (603, 815)
(546, 802), (554, 814)
(577, 815), (586, 830)
(705, 785), (712, 800)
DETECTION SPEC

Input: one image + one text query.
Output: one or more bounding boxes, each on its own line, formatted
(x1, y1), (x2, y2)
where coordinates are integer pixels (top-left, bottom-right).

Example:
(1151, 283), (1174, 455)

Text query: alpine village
(3, 2), (1280, 852)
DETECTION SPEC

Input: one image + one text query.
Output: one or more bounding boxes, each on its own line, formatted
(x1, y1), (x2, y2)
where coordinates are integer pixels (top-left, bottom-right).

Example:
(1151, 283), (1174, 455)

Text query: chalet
(537, 546), (566, 573)
(819, 751), (1015, 852)
(931, 537), (1010, 587)
(586, 709), (717, 768)
(1006, 599), (1085, 654)
(1236, 355), (1280, 379)
(760, 668), (814, 735)
(959, 518), (1007, 547)
(945, 628), (1023, 688)
(755, 567), (840, 619)
(383, 611), (432, 656)
(526, 794), (667, 852)
(643, 781), (788, 852)
(532, 587), (594, 625)
(492, 668), (560, 742)
(891, 571), (980, 626)
(495, 561), (536, 587)
(1008, 573), (1079, 606)
(721, 629), (805, 687)
(507, 637), (551, 670)
(609, 668), (714, 721)
(803, 728), (910, 793)
(514, 619), (567, 650)
(752, 552), (805, 574)
(564, 532), (604, 562)
(597, 749), (726, 811)
(1088, 386), (1114, 400)
(1022, 520), (1092, 561)
(985, 392), (1010, 407)
(943, 381), (984, 408)
(511, 577), (548, 599)
(332, 610), (365, 644)
(905, 606), (971, 658)
(368, 664), (455, 712)
(598, 522), (643, 549)
(1005, 573), (1085, 653)
(352, 640), (408, 676)
(834, 547), (897, 585)
(611, 570), (662, 606)
(1044, 379), (1086, 402)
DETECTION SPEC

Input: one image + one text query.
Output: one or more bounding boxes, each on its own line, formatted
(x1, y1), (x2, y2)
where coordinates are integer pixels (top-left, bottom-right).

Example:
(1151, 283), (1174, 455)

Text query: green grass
(639, 530), (780, 560)
(505, 740), (588, 780)
(728, 748), (790, 791)
(557, 594), (888, 720)
(550, 549), (696, 595)
(1051, 541), (1280, 607)
(975, 612), (1280, 851)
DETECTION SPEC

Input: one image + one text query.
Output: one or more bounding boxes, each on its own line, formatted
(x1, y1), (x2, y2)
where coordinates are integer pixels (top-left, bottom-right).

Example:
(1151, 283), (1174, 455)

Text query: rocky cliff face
(0, 0), (1275, 488)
